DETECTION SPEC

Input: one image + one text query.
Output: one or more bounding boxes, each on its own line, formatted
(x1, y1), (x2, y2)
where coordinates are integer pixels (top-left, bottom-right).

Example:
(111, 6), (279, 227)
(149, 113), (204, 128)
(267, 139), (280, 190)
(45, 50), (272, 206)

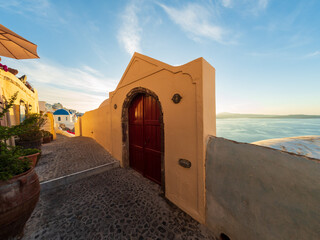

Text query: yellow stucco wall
(42, 112), (56, 140)
(75, 53), (216, 223)
(0, 69), (39, 126)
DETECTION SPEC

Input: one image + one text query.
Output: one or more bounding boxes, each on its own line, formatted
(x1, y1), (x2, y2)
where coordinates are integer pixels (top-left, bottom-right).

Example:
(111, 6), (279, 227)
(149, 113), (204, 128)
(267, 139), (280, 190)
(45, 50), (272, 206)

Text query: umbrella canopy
(0, 24), (39, 59)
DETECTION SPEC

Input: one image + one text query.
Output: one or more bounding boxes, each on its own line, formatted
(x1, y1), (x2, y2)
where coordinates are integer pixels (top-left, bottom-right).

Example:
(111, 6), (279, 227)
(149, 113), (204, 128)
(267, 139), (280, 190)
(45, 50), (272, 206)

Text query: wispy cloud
(219, 0), (269, 14)
(246, 0), (269, 15)
(117, 1), (142, 55)
(4, 59), (118, 112)
(221, 0), (232, 8)
(0, 0), (65, 24)
(257, 0), (269, 10)
(159, 3), (228, 44)
(304, 51), (320, 58)
(0, 0), (50, 15)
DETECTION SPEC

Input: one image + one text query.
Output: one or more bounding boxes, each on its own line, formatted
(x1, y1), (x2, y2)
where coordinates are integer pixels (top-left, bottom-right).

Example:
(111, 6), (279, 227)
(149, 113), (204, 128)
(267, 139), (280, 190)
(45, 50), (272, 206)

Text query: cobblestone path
(24, 168), (216, 239)
(36, 134), (115, 182)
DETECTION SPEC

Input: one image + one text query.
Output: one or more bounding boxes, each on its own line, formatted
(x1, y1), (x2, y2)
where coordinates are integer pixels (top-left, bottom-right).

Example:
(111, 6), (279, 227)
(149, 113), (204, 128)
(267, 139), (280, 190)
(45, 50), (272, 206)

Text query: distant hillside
(45, 102), (83, 116)
(217, 112), (320, 119)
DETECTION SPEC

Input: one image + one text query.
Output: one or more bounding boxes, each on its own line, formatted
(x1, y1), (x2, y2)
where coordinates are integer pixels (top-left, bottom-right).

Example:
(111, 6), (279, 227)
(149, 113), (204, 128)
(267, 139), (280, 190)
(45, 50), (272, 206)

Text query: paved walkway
(36, 135), (115, 182)
(23, 135), (216, 239)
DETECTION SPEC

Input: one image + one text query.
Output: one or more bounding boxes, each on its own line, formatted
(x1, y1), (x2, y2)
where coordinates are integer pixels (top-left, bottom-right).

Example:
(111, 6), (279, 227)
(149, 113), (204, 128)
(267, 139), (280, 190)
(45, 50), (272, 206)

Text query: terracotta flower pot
(19, 152), (40, 168)
(0, 168), (40, 239)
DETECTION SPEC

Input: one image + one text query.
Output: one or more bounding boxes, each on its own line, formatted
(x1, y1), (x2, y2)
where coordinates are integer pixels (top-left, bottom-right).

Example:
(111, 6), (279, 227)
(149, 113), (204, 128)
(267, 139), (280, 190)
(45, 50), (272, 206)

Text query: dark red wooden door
(129, 94), (161, 184)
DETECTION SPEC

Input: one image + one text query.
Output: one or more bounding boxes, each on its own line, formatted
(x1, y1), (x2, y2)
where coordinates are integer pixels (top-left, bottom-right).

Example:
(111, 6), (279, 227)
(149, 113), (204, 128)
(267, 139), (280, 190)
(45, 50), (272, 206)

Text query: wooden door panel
(129, 93), (162, 185)
(129, 95), (144, 123)
(129, 145), (144, 174)
(129, 124), (143, 147)
(144, 125), (161, 151)
(129, 94), (144, 175)
(144, 95), (160, 122)
(144, 149), (161, 184)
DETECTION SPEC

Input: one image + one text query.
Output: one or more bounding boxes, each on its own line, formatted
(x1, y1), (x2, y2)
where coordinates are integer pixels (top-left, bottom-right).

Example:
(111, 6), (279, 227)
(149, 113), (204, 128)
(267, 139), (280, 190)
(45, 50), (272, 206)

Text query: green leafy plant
(0, 153), (30, 180)
(0, 93), (32, 181)
(41, 130), (51, 138)
(17, 113), (47, 141)
(0, 92), (17, 119)
(0, 92), (24, 143)
(16, 148), (40, 156)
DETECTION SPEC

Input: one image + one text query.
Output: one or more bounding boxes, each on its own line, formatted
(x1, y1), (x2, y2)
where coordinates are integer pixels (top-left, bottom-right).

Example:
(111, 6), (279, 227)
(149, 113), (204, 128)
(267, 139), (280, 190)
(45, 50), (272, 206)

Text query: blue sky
(0, 0), (319, 114)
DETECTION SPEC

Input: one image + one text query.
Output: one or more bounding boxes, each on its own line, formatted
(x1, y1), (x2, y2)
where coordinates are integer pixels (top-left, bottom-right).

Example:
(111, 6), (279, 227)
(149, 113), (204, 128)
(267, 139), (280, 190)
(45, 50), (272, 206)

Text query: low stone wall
(206, 136), (320, 240)
(56, 128), (75, 138)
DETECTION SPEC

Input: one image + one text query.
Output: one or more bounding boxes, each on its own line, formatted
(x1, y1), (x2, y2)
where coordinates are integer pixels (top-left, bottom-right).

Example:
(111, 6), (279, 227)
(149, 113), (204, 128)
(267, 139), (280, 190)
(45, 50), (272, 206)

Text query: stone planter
(19, 152), (41, 168)
(42, 136), (51, 144)
(16, 138), (42, 150)
(0, 168), (40, 239)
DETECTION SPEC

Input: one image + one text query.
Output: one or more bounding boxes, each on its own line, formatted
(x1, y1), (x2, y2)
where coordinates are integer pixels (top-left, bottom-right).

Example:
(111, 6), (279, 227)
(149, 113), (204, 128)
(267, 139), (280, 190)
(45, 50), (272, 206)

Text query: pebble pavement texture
(36, 135), (115, 182)
(23, 168), (216, 240)
(23, 134), (216, 239)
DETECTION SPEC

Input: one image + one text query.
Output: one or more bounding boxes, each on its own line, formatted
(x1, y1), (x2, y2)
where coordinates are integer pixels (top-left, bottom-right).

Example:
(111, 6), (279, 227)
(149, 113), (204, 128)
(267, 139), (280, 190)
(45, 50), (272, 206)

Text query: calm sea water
(216, 118), (320, 143)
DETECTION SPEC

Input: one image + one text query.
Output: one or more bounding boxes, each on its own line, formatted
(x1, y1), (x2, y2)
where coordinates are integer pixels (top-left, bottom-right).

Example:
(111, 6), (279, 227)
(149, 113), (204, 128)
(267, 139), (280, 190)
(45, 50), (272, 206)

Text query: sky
(0, 0), (319, 114)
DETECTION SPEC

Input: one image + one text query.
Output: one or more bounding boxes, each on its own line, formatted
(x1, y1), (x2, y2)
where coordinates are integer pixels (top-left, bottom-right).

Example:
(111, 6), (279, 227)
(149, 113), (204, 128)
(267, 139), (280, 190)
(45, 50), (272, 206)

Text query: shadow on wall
(205, 136), (320, 240)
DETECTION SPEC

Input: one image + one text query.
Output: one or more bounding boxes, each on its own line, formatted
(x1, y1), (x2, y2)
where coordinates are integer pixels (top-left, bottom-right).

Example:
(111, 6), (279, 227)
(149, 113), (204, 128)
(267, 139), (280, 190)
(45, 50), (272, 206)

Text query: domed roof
(53, 109), (70, 115)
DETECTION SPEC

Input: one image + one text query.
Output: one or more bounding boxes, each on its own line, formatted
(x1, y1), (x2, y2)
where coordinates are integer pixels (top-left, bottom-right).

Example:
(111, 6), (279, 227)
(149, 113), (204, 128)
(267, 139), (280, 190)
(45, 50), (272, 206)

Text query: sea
(216, 118), (320, 143)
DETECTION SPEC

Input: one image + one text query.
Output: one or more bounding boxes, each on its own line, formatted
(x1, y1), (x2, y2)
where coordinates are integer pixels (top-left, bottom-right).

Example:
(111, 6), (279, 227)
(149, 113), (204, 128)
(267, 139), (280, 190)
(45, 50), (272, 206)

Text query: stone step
(40, 161), (120, 192)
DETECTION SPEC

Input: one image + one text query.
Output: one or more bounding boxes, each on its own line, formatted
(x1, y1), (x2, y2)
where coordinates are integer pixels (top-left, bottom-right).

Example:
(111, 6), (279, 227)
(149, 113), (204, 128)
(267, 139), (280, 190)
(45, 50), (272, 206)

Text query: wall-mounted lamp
(29, 105), (32, 111)
(114, 104), (117, 109)
(172, 93), (182, 104)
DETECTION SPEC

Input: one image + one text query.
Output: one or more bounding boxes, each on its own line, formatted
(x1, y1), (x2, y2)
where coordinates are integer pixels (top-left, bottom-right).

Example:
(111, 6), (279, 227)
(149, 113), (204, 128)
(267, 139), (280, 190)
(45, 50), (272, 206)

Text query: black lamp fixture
(172, 93), (182, 104)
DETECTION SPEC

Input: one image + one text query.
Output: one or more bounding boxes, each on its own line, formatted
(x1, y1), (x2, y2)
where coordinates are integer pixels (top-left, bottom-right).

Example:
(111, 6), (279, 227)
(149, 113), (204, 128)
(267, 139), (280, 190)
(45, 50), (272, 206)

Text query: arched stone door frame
(121, 87), (165, 193)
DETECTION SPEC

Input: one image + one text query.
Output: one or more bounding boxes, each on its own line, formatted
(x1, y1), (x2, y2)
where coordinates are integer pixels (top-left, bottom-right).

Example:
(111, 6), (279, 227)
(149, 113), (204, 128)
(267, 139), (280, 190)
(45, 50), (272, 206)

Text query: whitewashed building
(53, 109), (76, 130)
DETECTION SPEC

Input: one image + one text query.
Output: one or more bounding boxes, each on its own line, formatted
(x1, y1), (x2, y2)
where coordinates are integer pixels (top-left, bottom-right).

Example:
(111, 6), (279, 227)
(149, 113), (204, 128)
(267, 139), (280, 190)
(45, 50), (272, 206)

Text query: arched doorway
(122, 87), (164, 189)
(129, 93), (161, 184)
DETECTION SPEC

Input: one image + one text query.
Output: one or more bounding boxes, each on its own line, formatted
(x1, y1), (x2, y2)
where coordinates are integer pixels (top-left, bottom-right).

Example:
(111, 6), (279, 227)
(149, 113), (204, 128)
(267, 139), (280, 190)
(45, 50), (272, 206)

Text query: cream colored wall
(0, 69), (39, 126)
(39, 101), (46, 112)
(206, 137), (320, 240)
(41, 112), (56, 140)
(79, 104), (112, 152)
(54, 115), (70, 123)
(74, 118), (81, 136)
(75, 53), (216, 223)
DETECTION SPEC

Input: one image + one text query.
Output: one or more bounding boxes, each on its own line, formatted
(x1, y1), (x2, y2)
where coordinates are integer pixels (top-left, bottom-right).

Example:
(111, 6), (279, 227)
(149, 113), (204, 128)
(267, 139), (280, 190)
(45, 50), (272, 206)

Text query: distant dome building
(53, 109), (75, 129)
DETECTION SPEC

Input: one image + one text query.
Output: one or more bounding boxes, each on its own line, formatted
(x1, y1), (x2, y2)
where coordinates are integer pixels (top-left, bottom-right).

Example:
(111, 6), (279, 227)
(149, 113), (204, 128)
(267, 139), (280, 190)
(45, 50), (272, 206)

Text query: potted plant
(17, 148), (41, 167)
(16, 113), (46, 150)
(0, 93), (40, 239)
(41, 130), (52, 144)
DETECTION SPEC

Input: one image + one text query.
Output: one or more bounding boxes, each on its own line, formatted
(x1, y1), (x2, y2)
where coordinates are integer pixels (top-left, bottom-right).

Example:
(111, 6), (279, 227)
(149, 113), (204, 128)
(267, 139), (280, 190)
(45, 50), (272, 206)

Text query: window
(20, 101), (26, 123)
(58, 117), (61, 121)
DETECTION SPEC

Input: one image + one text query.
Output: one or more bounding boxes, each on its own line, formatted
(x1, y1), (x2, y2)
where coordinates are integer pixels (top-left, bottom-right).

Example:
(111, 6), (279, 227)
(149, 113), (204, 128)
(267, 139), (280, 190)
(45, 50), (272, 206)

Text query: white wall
(206, 136), (320, 240)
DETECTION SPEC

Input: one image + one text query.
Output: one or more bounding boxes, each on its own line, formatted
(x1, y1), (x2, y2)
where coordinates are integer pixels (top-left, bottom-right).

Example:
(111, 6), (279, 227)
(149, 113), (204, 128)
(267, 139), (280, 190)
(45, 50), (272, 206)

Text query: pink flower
(0, 63), (9, 72)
